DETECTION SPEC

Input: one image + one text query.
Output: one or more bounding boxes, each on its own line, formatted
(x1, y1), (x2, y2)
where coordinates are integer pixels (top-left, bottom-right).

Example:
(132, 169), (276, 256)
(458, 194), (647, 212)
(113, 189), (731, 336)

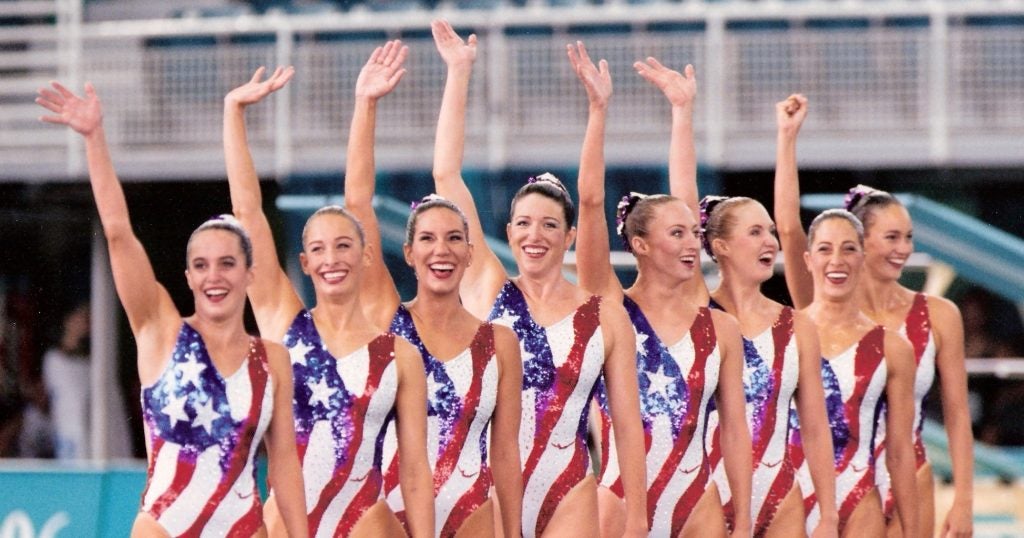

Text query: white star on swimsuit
(192, 397), (219, 434)
(307, 376), (336, 408)
(178, 351), (207, 387)
(635, 330), (650, 356)
(162, 392), (189, 426)
(290, 339), (314, 367)
(645, 364), (674, 398)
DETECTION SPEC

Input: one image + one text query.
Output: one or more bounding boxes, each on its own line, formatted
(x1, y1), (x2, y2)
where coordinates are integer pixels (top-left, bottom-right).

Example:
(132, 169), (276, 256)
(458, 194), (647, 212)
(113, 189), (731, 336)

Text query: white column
(89, 224), (116, 461)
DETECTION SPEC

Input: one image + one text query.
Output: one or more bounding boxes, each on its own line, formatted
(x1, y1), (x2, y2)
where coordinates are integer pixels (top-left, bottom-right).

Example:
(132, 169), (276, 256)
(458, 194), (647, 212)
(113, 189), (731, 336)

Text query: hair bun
(527, 172), (569, 195)
(616, 192), (648, 252)
(843, 184), (878, 212)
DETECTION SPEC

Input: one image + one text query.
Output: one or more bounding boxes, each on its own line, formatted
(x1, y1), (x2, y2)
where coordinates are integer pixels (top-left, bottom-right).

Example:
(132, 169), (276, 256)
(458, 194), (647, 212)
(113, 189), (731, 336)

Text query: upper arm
(344, 198), (401, 329)
(107, 231), (180, 338)
(265, 341), (297, 448)
(884, 330), (916, 431)
(395, 339), (427, 441)
(928, 296), (969, 401)
(575, 198), (622, 301)
(235, 208), (303, 341)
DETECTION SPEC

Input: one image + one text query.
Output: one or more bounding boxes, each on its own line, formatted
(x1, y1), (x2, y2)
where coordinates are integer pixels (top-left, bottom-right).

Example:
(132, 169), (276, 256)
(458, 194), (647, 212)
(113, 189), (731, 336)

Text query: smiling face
(631, 198), (702, 283)
(506, 192), (576, 277)
(862, 203), (913, 282)
(804, 216), (865, 301)
(713, 201), (779, 284)
(185, 228), (253, 321)
(299, 212), (368, 299)
(404, 206), (473, 296)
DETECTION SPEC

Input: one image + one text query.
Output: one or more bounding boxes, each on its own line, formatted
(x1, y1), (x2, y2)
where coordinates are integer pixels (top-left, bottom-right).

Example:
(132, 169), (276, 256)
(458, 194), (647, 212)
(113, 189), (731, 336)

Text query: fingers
(598, 58), (609, 76)
(84, 82), (97, 99)
(576, 41), (592, 65)
(50, 80), (77, 101)
(392, 44), (410, 70)
(645, 56), (666, 71)
(38, 114), (66, 125)
(389, 68), (407, 87)
(367, 45), (383, 65)
(269, 66), (295, 90)
(35, 96), (62, 115)
(684, 63), (695, 79)
(466, 33), (477, 49)
(381, 39), (400, 65)
(249, 66), (266, 84)
(37, 87), (64, 106)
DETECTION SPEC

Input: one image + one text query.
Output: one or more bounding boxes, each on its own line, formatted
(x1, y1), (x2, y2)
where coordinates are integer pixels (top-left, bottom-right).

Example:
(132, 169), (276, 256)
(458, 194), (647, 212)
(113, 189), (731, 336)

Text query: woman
(430, 35), (648, 538)
(569, 50), (751, 537)
(633, 59), (838, 537)
(222, 49), (433, 536)
(344, 20), (524, 537)
(774, 94), (973, 538)
(774, 95), (919, 537)
(36, 82), (307, 537)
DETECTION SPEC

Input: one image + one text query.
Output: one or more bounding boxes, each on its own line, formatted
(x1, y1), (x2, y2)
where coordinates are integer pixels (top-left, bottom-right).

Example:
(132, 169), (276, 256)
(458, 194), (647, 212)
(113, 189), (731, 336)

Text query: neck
(630, 268), (687, 304)
(407, 289), (465, 327)
(185, 312), (247, 344)
(712, 267), (767, 315)
(807, 294), (862, 325)
(312, 292), (370, 333)
(857, 272), (904, 313)
(515, 269), (569, 300)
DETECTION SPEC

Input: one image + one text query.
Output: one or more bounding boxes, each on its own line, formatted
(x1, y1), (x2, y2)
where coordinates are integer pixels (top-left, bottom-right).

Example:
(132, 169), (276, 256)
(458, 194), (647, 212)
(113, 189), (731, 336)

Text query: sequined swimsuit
(284, 310), (398, 538)
(381, 305), (499, 537)
(705, 304), (799, 537)
(875, 292), (935, 517)
(803, 325), (888, 533)
(597, 298), (721, 537)
(140, 322), (273, 537)
(488, 280), (604, 538)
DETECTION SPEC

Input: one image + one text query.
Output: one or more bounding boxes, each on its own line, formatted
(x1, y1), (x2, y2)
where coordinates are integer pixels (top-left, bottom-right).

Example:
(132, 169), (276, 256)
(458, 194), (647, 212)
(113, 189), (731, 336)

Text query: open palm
(568, 41), (612, 108)
(36, 81), (103, 136)
(635, 58), (696, 108)
(354, 39), (408, 100)
(432, 19), (477, 69)
(225, 66), (294, 108)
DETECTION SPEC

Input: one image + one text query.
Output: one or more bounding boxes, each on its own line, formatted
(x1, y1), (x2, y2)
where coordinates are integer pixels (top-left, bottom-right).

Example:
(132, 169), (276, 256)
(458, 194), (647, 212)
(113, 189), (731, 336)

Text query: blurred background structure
(0, 0), (1022, 534)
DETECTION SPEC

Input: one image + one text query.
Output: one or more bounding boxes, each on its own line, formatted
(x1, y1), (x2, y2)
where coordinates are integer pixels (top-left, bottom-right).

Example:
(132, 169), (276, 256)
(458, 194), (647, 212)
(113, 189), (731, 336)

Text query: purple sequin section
(623, 296), (689, 438)
(389, 306), (463, 457)
(142, 323), (243, 470)
(820, 358), (849, 464)
(284, 311), (357, 468)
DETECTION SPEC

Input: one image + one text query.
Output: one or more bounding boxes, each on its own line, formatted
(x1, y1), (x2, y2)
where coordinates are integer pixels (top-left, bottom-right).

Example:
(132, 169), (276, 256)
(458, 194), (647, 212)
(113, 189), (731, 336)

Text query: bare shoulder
(924, 293), (962, 327)
(261, 339), (292, 377)
(393, 335), (420, 365)
(492, 323), (520, 353)
(883, 327), (914, 364)
(791, 308), (817, 333)
(709, 307), (741, 337)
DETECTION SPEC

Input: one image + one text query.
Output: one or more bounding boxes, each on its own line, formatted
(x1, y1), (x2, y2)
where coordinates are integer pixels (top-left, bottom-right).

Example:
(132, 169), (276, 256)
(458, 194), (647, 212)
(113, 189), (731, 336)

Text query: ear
(184, 269), (193, 289)
(298, 252), (310, 275)
(466, 241), (474, 267)
(564, 226), (577, 250)
(630, 235), (647, 255)
(361, 243), (373, 268)
(505, 222), (511, 240)
(403, 243), (414, 267)
(711, 237), (728, 259)
(244, 267), (255, 287)
(802, 250), (812, 273)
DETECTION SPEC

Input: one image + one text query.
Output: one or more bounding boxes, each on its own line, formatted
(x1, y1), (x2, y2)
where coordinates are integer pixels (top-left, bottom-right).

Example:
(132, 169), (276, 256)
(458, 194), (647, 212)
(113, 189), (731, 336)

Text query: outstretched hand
(776, 93), (809, 136)
(36, 81), (103, 136)
(225, 66), (294, 108)
(567, 41), (612, 109)
(634, 58), (696, 109)
(432, 19), (477, 70)
(355, 40), (409, 100)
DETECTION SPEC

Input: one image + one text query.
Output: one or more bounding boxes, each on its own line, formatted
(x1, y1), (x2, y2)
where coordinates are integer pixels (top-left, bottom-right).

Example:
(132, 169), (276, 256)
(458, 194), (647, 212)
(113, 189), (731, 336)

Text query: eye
(449, 233), (464, 242)
(192, 261), (206, 270)
(417, 233), (434, 242)
(310, 245), (323, 253)
(337, 241), (351, 250)
(544, 221), (558, 229)
(514, 219), (528, 227)
(222, 259), (236, 268)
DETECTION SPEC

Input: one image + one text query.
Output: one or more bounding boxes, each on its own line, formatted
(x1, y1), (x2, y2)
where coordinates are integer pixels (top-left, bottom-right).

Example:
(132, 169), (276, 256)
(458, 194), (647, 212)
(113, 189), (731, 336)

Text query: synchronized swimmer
(36, 17), (971, 538)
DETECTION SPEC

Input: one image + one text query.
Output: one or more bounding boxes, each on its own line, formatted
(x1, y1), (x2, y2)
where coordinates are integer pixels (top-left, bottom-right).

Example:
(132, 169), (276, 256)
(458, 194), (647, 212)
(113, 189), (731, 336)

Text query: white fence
(1, 1), (1022, 181)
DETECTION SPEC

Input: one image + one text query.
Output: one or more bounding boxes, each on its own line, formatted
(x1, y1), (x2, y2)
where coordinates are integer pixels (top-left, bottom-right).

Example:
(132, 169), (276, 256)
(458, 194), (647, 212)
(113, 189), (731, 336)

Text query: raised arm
(429, 19), (505, 317)
(568, 41), (622, 301)
(792, 311), (838, 537)
(36, 83), (178, 349)
(635, 60), (708, 302)
(772, 94), (814, 309)
(600, 301), (648, 536)
(223, 66), (302, 340)
(344, 41), (408, 329)
(930, 297), (973, 538)
(711, 311), (753, 537)
(882, 331), (920, 538)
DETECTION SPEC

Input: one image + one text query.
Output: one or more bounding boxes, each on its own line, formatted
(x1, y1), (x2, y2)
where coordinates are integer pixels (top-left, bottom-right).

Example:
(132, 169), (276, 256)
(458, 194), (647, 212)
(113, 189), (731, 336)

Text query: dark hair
(616, 192), (678, 254)
(509, 172), (575, 229)
(406, 194), (469, 244)
(187, 214), (253, 268)
(843, 184), (902, 232)
(807, 208), (864, 250)
(302, 205), (365, 248)
(698, 195), (759, 262)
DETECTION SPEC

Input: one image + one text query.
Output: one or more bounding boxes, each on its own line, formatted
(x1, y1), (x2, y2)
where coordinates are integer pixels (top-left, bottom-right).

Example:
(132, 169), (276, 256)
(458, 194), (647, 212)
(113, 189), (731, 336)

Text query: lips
(428, 262), (455, 279)
(825, 271), (849, 285)
(204, 288), (228, 303)
(321, 270), (348, 285)
(680, 254), (696, 268)
(523, 245), (547, 258)
(758, 252), (776, 266)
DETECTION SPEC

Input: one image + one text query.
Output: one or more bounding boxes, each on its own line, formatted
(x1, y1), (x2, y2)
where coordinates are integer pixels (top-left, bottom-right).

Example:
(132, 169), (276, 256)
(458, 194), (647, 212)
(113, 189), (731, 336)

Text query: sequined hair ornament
(698, 195), (729, 260)
(410, 193), (446, 211)
(527, 172), (570, 196)
(843, 184), (879, 213)
(616, 192), (647, 252)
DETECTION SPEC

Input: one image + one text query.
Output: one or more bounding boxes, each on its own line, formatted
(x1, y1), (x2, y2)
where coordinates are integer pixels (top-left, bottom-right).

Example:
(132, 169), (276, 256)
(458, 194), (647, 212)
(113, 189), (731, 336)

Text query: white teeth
(826, 271), (849, 280)
(680, 256), (695, 263)
(888, 258), (906, 266)
(524, 246), (546, 255)
(206, 289), (227, 297)
(429, 263), (455, 271)
(323, 271), (346, 280)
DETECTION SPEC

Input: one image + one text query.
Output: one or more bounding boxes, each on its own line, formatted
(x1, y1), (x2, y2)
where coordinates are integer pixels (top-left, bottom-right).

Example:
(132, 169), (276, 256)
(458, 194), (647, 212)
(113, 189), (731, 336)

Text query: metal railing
(1, 1), (1022, 181)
